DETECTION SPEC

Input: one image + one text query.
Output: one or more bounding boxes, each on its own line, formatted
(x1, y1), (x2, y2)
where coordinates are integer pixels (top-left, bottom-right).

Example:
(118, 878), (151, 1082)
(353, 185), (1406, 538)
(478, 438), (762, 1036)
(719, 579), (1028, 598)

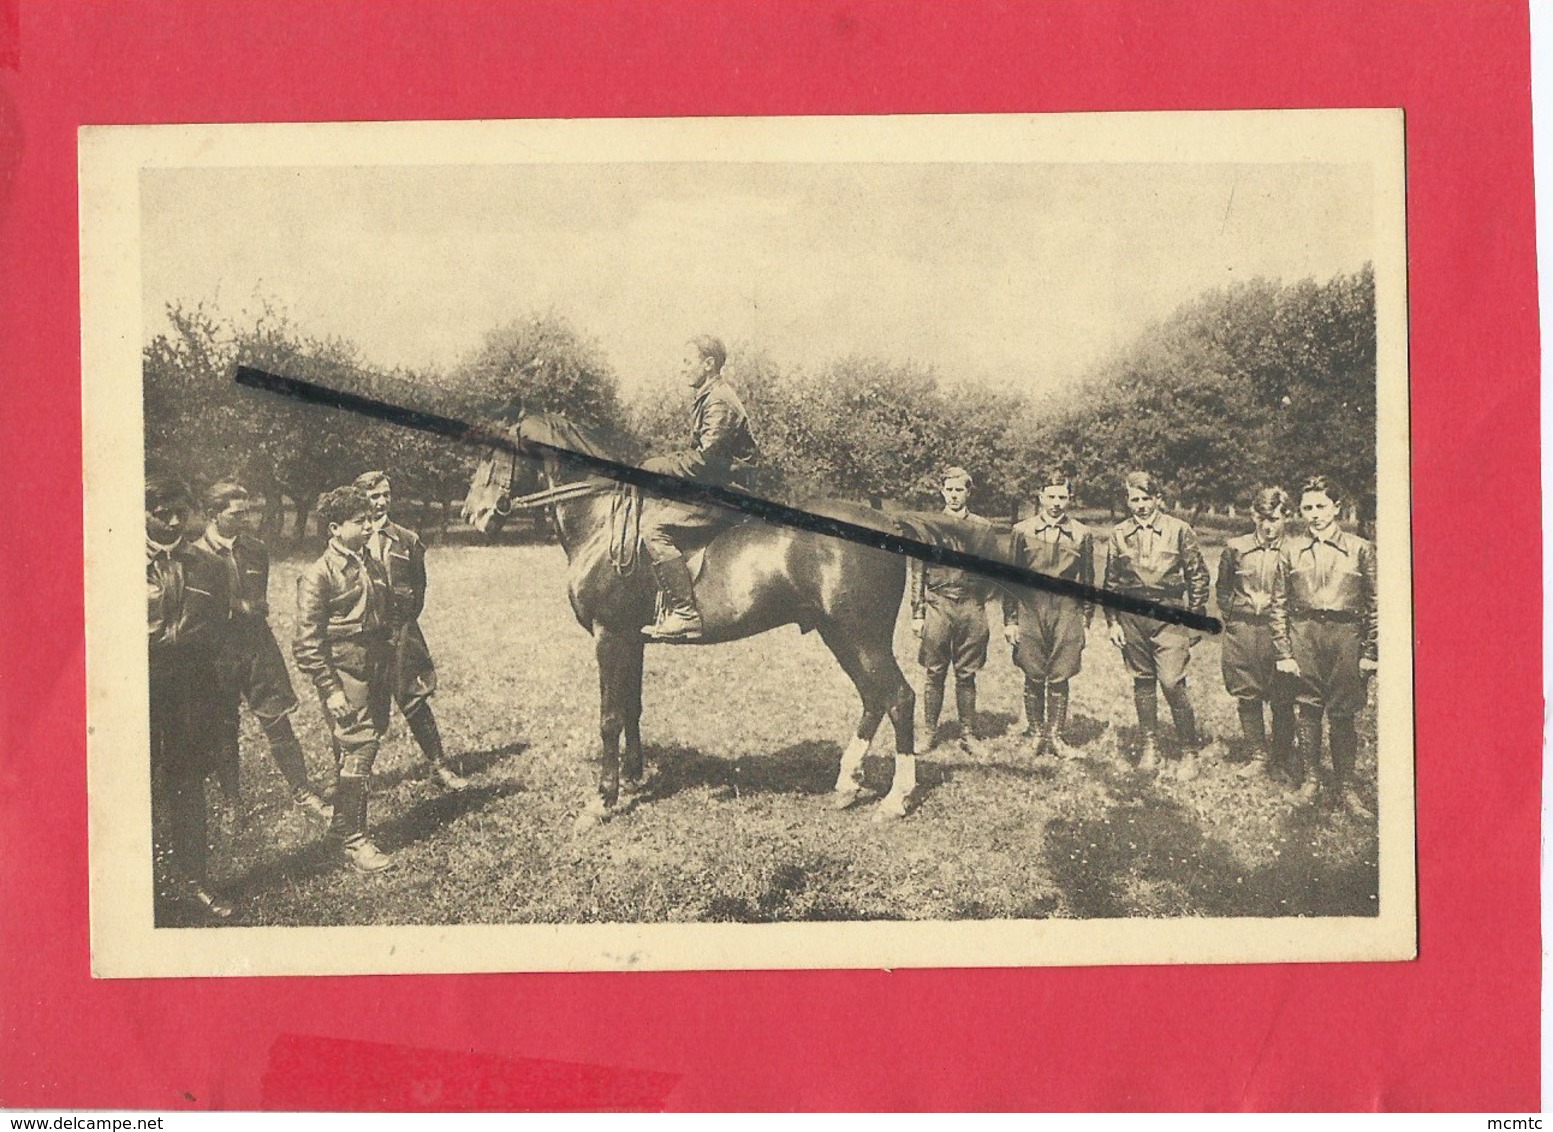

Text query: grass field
(196, 539), (1380, 926)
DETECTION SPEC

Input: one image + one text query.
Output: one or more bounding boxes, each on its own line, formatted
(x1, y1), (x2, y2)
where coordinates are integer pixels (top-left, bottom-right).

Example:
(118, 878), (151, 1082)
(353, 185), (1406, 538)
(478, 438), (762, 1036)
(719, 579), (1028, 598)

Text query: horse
(462, 411), (936, 830)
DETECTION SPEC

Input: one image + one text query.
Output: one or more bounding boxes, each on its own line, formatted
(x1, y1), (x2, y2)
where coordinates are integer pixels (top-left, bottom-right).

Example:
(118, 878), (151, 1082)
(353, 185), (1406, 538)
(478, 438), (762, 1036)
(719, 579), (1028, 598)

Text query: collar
(369, 516), (390, 535)
(1247, 531), (1280, 553)
(942, 505), (970, 520)
(1128, 512), (1166, 536)
(326, 540), (365, 567)
(202, 528), (237, 552)
(1304, 525), (1351, 554)
(146, 537), (180, 561)
(1032, 512), (1073, 535)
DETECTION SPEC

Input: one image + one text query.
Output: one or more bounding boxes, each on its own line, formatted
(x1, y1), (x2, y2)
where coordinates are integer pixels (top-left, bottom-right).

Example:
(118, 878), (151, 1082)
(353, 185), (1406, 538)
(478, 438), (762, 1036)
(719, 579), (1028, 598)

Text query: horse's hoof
(873, 792), (910, 822)
(572, 800), (611, 834)
(830, 787), (862, 811)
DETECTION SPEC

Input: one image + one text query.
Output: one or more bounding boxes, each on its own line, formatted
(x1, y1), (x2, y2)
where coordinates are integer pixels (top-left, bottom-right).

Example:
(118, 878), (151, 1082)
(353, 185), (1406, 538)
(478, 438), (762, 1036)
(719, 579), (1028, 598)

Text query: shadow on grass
(702, 857), (904, 924)
(371, 741), (528, 790)
(1043, 766), (1378, 918)
(645, 739), (844, 800)
(219, 779), (525, 910)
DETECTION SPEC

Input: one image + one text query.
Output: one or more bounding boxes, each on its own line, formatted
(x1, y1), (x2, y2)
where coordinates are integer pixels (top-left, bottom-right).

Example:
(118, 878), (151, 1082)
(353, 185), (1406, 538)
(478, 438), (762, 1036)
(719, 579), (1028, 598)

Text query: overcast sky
(141, 161), (1373, 395)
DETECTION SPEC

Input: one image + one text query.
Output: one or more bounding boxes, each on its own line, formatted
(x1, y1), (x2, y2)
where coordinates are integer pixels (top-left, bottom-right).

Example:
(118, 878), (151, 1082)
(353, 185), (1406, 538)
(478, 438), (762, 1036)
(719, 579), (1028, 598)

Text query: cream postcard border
(80, 111), (1415, 977)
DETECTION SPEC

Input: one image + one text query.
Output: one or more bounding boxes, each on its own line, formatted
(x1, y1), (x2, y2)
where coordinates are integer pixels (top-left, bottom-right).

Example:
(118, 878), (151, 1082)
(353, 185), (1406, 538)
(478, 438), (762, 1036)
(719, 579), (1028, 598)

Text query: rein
(498, 479), (601, 513)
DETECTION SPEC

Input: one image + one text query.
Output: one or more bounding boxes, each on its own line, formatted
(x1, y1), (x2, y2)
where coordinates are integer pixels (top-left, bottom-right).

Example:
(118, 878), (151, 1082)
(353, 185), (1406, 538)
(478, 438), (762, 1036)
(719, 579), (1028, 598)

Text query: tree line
(143, 264), (1376, 538)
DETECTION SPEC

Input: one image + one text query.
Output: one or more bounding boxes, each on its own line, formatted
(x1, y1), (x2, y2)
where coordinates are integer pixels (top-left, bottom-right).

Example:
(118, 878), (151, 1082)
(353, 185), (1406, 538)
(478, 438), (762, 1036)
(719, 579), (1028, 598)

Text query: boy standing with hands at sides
(1216, 486), (1298, 781)
(193, 481), (333, 819)
(1103, 472), (1211, 779)
(294, 485), (396, 873)
(910, 466), (996, 750)
(1269, 476), (1379, 816)
(1003, 469), (1097, 758)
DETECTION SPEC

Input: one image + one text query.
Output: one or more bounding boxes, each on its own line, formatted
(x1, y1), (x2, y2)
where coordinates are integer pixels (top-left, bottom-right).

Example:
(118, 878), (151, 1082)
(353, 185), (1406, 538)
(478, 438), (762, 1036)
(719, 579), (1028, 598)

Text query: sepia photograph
(81, 111), (1414, 976)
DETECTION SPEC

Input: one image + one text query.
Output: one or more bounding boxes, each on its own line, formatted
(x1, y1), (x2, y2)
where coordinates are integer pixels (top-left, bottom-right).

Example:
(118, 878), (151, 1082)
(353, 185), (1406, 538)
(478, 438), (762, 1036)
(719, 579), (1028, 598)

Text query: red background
(0, 0), (1540, 1112)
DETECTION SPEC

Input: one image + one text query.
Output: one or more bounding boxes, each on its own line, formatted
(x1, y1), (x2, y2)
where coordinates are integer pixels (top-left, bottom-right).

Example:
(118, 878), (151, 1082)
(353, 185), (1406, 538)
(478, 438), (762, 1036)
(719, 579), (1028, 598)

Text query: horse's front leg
(574, 626), (628, 833)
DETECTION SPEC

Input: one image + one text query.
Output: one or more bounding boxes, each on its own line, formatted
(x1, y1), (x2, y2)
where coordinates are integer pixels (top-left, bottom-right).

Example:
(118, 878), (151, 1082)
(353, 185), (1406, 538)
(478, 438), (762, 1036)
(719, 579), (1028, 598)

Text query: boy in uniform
(1002, 469), (1097, 758)
(910, 466), (996, 749)
(354, 470), (468, 790)
(1103, 471), (1211, 779)
(1216, 486), (1296, 780)
(294, 485), (397, 872)
(1269, 476), (1379, 816)
(146, 475), (235, 920)
(192, 481), (332, 818)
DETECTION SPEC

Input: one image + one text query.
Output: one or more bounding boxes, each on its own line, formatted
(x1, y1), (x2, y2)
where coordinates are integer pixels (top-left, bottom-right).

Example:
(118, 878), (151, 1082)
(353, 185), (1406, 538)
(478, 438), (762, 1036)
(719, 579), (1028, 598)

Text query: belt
(1291, 609), (1360, 623)
(1224, 611), (1270, 625)
(928, 587), (981, 603)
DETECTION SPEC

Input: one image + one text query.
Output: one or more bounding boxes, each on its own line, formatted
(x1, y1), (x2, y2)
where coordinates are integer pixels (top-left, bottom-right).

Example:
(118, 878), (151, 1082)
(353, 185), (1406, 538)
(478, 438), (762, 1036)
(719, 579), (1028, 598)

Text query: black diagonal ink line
(234, 366), (1221, 633)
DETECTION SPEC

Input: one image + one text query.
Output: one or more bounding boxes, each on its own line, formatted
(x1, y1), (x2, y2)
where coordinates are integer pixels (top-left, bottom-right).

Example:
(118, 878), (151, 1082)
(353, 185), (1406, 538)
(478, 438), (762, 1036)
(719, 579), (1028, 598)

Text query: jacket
(1002, 513), (1097, 623)
(1102, 510), (1210, 623)
(1215, 531), (1283, 622)
(293, 543), (391, 696)
(1268, 526), (1379, 662)
(655, 378), (760, 486)
(366, 518), (428, 624)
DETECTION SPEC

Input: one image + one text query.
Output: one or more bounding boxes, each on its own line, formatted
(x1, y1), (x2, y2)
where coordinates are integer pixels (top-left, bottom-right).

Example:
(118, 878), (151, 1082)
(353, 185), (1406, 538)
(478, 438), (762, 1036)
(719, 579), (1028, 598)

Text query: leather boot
(329, 774), (393, 873)
(1329, 715), (1371, 818)
(955, 678), (979, 748)
(922, 677), (946, 751)
(1235, 698), (1268, 778)
(407, 704), (469, 790)
(1046, 681), (1077, 759)
(1023, 679), (1046, 742)
(643, 554), (703, 640)
(1293, 705), (1324, 804)
(1269, 700), (1296, 780)
(1163, 683), (1201, 782)
(1133, 678), (1160, 772)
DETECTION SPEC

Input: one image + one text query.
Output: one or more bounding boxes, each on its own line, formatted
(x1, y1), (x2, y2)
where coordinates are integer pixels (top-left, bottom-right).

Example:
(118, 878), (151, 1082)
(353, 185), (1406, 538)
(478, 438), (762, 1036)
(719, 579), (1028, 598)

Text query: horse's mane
(518, 411), (643, 466)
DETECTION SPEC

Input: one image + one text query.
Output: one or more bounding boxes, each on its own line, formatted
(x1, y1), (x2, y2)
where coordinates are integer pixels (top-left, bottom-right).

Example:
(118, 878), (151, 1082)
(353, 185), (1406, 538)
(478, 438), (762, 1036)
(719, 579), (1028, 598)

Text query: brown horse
(463, 412), (943, 830)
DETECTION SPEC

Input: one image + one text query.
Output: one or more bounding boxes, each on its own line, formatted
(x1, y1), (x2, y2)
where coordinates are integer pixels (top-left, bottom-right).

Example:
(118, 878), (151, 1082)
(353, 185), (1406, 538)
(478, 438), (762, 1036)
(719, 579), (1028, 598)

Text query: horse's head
(463, 422), (528, 536)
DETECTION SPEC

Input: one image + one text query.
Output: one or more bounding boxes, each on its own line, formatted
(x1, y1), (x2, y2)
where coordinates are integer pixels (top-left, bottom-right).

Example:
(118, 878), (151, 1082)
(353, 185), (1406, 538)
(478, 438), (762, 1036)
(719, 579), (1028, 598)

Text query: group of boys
(145, 471), (466, 922)
(912, 467), (1379, 818)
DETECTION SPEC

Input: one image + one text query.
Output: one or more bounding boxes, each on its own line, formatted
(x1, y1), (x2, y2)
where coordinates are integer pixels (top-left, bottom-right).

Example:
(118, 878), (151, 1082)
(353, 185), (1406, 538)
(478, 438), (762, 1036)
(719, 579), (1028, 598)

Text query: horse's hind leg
(620, 636), (646, 790)
(819, 624), (894, 808)
(874, 647), (919, 820)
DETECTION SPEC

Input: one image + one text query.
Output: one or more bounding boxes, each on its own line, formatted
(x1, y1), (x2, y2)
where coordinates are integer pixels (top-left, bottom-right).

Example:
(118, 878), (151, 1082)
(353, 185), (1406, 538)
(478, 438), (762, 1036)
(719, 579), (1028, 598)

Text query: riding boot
(406, 703), (468, 790)
(1162, 682), (1201, 781)
(264, 717), (331, 818)
(1235, 698), (1268, 778)
(1293, 704), (1324, 804)
(955, 677), (979, 746)
(1023, 678), (1047, 745)
(643, 554), (703, 640)
(922, 677), (946, 751)
(329, 774), (393, 873)
(1269, 700), (1296, 779)
(1133, 677), (1160, 772)
(1329, 715), (1371, 818)
(1046, 681), (1077, 759)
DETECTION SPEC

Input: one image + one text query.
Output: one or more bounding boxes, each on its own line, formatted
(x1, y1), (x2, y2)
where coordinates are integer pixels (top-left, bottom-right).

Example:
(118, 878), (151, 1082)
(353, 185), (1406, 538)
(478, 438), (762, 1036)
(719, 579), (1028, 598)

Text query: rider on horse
(639, 335), (760, 641)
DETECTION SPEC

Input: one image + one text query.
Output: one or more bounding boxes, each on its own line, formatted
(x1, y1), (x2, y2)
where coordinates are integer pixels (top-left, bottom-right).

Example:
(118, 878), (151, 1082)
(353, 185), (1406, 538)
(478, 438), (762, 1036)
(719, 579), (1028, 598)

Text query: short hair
(1250, 486), (1290, 519)
(1299, 475), (1343, 506)
(1124, 471), (1161, 496)
(689, 335), (727, 372)
(353, 470), (390, 492)
(145, 475), (192, 513)
(204, 481), (250, 513)
(1037, 468), (1073, 492)
(941, 465), (974, 489)
(317, 485), (372, 529)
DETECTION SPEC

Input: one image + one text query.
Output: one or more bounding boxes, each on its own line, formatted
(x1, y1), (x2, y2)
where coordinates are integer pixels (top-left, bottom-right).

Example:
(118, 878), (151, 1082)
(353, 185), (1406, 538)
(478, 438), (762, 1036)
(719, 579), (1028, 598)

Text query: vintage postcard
(81, 111), (1414, 976)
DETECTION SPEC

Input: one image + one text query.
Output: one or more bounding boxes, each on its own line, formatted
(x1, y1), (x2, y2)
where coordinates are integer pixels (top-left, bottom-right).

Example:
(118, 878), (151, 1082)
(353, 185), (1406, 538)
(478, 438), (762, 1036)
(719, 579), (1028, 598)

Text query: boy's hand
(911, 617), (925, 639)
(325, 690), (351, 721)
(1003, 624), (1019, 647)
(1275, 658), (1300, 675)
(1107, 622), (1126, 649)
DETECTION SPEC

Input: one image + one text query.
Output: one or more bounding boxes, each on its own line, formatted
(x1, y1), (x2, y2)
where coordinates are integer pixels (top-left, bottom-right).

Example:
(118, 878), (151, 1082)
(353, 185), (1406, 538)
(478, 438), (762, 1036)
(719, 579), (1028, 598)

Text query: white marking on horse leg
(831, 734), (870, 808)
(874, 754), (918, 821)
